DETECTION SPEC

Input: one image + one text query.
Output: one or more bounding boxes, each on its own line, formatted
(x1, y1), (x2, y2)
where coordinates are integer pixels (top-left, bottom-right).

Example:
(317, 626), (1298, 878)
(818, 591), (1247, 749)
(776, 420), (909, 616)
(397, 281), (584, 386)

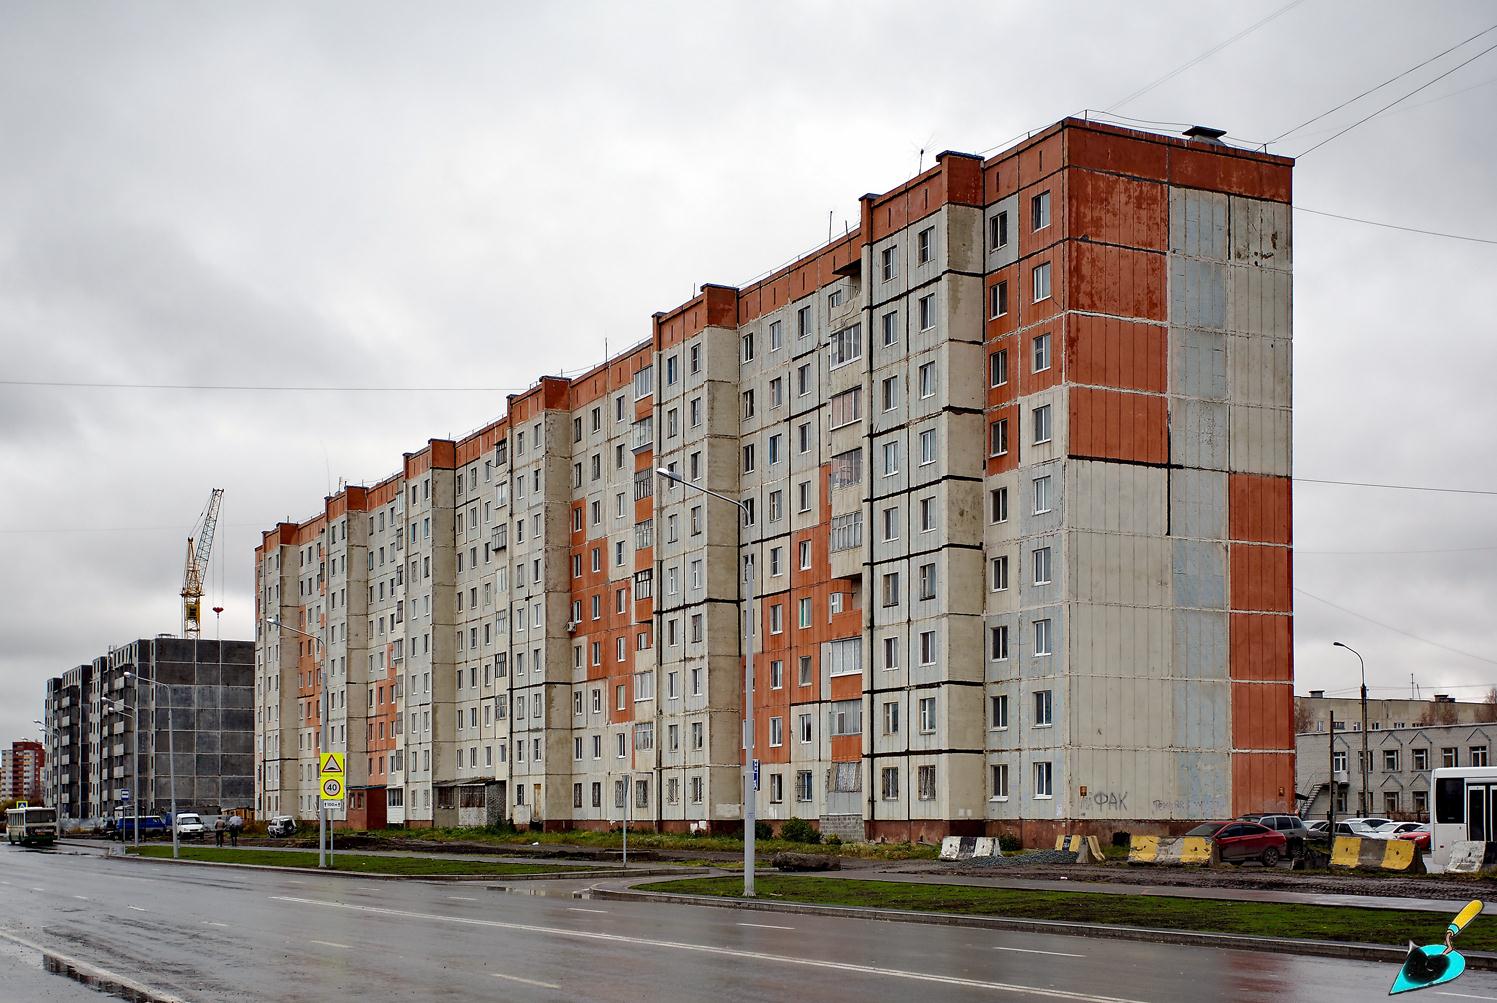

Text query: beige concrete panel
(1018, 386), (1065, 467)
(1228, 334), (1291, 408)
(871, 495), (910, 567)
(947, 203), (985, 276)
(984, 194), (1021, 272)
(1068, 602), (1170, 679)
(1068, 531), (1170, 608)
(982, 471), (1021, 546)
(983, 542), (1019, 616)
(1169, 187), (1228, 261)
(871, 427), (908, 498)
(1169, 326), (1228, 401)
(1227, 263), (1292, 338)
(1169, 257), (1227, 330)
(1071, 674), (1172, 754)
(1228, 404), (1292, 476)
(1018, 532), (1064, 610)
(869, 230), (909, 309)
(1069, 747), (1173, 823)
(701, 325), (743, 386)
(1168, 467), (1227, 541)
(1169, 397), (1228, 470)
(1229, 195), (1292, 270)
(1065, 460), (1164, 536)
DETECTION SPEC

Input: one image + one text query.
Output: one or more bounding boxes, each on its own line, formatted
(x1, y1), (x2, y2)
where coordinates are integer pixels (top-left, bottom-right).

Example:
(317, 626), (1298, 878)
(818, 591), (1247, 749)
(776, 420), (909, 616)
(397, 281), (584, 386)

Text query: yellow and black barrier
(1128, 834), (1216, 865)
(1052, 834), (1104, 864)
(1329, 835), (1425, 873)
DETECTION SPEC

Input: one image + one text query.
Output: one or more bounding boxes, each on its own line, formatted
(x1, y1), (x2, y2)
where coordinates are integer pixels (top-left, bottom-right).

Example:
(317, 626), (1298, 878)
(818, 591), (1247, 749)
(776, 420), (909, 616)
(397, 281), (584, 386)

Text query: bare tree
(1476, 688), (1497, 724)
(1294, 701), (1315, 734)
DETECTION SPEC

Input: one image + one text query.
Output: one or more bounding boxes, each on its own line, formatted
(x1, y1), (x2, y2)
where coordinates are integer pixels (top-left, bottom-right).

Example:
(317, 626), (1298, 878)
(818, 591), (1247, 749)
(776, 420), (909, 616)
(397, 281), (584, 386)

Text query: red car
(1395, 824), (1431, 851)
(1186, 820), (1288, 866)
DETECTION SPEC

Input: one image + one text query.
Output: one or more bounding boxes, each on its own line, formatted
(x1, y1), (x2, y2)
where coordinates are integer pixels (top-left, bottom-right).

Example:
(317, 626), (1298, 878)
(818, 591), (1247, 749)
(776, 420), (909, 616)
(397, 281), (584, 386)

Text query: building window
(1032, 190), (1051, 231)
(919, 429), (936, 465)
(989, 418), (1008, 457)
(991, 694), (1009, 729)
(769, 319), (783, 350)
(991, 763), (1009, 800)
(989, 211), (1009, 250)
(881, 246), (898, 282)
(883, 701), (900, 735)
(918, 563), (936, 601)
(830, 387), (862, 428)
(1412, 748), (1429, 771)
(917, 765), (936, 801)
(1032, 404), (1052, 445)
(881, 767), (900, 801)
(989, 280), (1008, 320)
(918, 362), (936, 398)
(1033, 475), (1052, 514)
(916, 226), (934, 265)
(1333, 749), (1348, 773)
(1033, 546), (1052, 586)
(796, 770), (813, 802)
(1443, 747), (1459, 768)
(1383, 749), (1400, 772)
(1034, 689), (1053, 727)
(918, 697), (936, 734)
(1034, 618), (1053, 656)
(1473, 746), (1490, 767)
(881, 311), (898, 346)
(769, 717), (783, 748)
(1033, 332), (1051, 372)
(1033, 761), (1053, 798)
(919, 630), (937, 665)
(829, 325), (862, 368)
(918, 294), (935, 331)
(989, 349), (1008, 387)
(1032, 261), (1052, 302)
(1413, 789), (1428, 815)
(989, 625), (1009, 662)
(990, 555), (1009, 592)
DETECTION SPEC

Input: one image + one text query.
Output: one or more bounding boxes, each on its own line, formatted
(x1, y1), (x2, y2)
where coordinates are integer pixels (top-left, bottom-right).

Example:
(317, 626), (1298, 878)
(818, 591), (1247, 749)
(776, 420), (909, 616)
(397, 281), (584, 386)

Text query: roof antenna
(917, 147), (925, 174)
(828, 210), (833, 244)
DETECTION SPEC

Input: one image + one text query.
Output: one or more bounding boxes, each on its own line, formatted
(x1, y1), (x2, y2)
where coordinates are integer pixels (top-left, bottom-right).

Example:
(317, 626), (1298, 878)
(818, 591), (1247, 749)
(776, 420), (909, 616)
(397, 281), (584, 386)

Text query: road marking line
(127, 905), (147, 912)
(568, 907), (608, 914)
(0, 930), (189, 1003)
(30, 888), (45, 892)
(738, 922), (795, 930)
(493, 973), (560, 989)
(205, 922), (228, 928)
(1437, 993), (1497, 1001)
(311, 940), (351, 949)
(271, 896), (1148, 1002)
(992, 946), (1086, 958)
(72, 895), (90, 901)
(448, 896), (479, 901)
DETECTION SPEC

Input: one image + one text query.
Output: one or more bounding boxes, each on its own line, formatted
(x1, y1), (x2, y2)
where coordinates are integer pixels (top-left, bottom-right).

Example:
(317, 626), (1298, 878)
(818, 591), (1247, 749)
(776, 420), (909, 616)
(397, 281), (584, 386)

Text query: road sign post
(318, 752), (345, 866)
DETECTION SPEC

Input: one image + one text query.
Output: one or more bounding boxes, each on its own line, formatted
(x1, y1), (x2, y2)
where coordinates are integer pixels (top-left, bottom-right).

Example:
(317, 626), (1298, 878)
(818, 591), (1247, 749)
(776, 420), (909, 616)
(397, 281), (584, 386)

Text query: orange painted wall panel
(1064, 126), (1169, 183)
(1066, 169), (1166, 252)
(1231, 751), (1295, 816)
(1065, 314), (1166, 394)
(1229, 612), (1293, 682)
(1067, 242), (1165, 322)
(1229, 543), (1292, 613)
(830, 734), (861, 763)
(1067, 387), (1168, 465)
(1228, 473), (1292, 545)
(1170, 146), (1291, 203)
(1232, 681), (1293, 749)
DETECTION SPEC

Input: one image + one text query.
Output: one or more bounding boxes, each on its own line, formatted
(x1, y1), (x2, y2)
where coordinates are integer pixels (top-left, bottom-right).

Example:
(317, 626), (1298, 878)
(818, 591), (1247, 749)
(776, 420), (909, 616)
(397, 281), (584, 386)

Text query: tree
(1476, 688), (1497, 724)
(1420, 701), (1459, 726)
(1294, 702), (1315, 734)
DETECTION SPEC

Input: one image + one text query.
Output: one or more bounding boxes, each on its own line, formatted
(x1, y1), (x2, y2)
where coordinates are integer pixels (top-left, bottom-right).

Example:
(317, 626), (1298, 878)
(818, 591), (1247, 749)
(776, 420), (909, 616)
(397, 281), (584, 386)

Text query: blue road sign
(752, 759), (761, 791)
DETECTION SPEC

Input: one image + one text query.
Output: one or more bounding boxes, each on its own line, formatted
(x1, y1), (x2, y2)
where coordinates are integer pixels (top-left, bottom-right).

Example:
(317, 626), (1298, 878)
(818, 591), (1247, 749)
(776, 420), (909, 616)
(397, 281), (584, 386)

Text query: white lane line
(127, 905), (147, 912)
(272, 895), (1147, 1003)
(493, 973), (561, 990)
(205, 922), (229, 928)
(448, 896), (479, 901)
(738, 922), (795, 930)
(1437, 993), (1497, 1001)
(568, 907), (608, 914)
(311, 940), (351, 949)
(992, 946), (1086, 958)
(29, 887), (45, 892)
(72, 895), (90, 901)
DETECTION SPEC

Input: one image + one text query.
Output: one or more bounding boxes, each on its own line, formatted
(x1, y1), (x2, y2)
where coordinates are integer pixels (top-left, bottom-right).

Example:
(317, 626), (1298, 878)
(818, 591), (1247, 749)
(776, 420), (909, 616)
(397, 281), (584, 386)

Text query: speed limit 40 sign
(321, 776), (344, 801)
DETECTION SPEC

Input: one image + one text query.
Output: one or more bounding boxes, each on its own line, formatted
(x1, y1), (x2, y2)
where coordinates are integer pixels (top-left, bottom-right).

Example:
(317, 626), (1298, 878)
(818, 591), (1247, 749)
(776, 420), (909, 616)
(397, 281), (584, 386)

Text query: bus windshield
(26, 808), (57, 823)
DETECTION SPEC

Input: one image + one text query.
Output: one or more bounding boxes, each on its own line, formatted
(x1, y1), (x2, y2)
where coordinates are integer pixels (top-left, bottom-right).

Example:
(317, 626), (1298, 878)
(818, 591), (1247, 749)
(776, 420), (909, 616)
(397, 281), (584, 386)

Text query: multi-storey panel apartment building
(255, 117), (1293, 842)
(2, 740), (46, 803)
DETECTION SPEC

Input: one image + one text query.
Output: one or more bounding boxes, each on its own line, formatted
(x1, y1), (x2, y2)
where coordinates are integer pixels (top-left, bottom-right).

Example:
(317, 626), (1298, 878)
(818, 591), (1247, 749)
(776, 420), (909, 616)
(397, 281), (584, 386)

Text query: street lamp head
(655, 467), (674, 479)
(1332, 641), (1348, 649)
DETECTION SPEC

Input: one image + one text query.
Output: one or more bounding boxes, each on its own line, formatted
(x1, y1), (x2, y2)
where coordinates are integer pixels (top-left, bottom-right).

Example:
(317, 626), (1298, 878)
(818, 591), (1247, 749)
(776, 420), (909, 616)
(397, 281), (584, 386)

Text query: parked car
(1305, 819), (1330, 834)
(174, 812), (207, 840)
(1396, 823), (1432, 851)
(267, 815), (297, 838)
(1238, 813), (1313, 858)
(112, 815), (168, 840)
(1382, 821), (1425, 836)
(1186, 821), (1288, 866)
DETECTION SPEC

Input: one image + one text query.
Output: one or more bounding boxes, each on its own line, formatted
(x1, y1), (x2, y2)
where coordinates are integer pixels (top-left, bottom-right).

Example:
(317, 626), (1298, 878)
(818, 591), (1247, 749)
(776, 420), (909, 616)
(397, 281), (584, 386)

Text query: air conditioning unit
(565, 621), (579, 634)
(1333, 770), (1349, 784)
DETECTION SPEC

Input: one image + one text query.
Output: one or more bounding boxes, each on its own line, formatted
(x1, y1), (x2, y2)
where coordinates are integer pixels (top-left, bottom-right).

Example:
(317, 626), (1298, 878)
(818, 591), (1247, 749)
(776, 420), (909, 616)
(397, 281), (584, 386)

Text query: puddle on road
(0, 935), (154, 1002)
(485, 883), (560, 897)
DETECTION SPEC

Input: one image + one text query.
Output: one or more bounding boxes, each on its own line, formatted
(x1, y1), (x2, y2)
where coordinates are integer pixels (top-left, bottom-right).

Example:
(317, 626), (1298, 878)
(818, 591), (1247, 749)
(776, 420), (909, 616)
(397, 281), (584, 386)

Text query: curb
(109, 852), (607, 882)
(588, 883), (1497, 971)
(0, 929), (188, 1003)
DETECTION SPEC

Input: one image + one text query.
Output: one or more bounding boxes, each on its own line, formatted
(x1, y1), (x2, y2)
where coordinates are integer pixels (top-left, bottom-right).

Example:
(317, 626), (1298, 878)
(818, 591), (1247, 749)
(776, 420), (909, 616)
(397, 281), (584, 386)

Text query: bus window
(1436, 777), (1466, 824)
(1473, 787), (1490, 842)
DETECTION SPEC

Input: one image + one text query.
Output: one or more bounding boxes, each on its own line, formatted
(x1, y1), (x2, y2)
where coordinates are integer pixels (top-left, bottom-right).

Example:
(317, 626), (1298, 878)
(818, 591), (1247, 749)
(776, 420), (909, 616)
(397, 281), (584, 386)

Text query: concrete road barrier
(1329, 836), (1426, 873)
(939, 836), (1000, 861)
(1444, 841), (1497, 874)
(1052, 834), (1104, 864)
(1128, 834), (1216, 865)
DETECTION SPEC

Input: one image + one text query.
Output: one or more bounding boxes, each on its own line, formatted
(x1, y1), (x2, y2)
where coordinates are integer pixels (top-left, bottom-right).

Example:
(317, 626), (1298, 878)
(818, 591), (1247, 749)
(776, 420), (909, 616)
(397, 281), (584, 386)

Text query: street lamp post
(124, 671), (178, 859)
(656, 467), (757, 897)
(33, 720), (56, 818)
(1333, 642), (1370, 816)
(107, 699), (141, 848)
(269, 617), (330, 869)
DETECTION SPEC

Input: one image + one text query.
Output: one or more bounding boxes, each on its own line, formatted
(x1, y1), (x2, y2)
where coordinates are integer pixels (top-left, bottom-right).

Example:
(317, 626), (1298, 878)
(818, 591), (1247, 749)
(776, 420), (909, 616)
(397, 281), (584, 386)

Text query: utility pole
(1327, 710), (1336, 833)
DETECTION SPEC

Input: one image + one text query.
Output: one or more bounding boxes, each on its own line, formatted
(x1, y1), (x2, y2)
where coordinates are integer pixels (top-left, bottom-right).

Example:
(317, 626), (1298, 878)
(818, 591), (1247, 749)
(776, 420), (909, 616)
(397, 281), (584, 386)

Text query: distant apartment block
(42, 638), (254, 823)
(1297, 721), (1497, 820)
(255, 117), (1294, 842)
(2, 740), (45, 803)
(1297, 690), (1495, 735)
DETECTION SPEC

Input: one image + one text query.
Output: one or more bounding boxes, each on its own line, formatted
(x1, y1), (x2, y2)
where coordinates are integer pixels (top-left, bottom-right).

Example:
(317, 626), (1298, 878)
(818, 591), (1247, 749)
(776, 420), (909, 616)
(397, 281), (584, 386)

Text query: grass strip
(127, 845), (592, 876)
(644, 875), (1495, 951)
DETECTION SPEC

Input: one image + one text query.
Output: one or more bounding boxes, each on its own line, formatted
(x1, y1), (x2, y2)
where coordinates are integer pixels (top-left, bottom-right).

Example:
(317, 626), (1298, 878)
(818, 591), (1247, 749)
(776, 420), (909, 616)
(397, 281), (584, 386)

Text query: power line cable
(1298, 545), (1497, 556)
(1294, 206), (1497, 245)
(1294, 476), (1497, 497)
(1295, 587), (1497, 666)
(1270, 21), (1497, 143)
(0, 379), (528, 392)
(1107, 0), (1309, 112)
(1298, 37), (1497, 156)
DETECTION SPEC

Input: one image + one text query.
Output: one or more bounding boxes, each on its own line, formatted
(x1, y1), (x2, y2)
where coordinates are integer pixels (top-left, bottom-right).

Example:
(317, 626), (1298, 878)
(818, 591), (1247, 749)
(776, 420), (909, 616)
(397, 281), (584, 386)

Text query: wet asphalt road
(4, 843), (1497, 1002)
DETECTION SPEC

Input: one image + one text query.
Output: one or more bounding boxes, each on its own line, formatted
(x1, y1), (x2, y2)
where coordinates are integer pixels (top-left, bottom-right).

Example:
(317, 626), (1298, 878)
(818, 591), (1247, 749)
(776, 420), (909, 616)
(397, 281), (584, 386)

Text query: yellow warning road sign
(318, 752), (346, 802)
(321, 777), (344, 801)
(319, 752), (344, 776)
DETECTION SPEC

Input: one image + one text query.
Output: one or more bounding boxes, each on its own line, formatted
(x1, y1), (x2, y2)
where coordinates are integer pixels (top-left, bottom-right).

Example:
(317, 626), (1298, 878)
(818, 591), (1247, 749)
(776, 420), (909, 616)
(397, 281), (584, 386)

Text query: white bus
(1431, 766), (1497, 871)
(5, 805), (58, 847)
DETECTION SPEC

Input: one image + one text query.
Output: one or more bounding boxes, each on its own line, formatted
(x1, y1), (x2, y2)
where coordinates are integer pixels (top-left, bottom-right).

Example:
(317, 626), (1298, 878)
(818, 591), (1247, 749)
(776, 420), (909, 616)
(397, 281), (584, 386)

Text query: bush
(754, 820), (774, 841)
(1111, 830), (1131, 848)
(823, 834), (842, 847)
(779, 817), (821, 844)
(997, 833), (1023, 853)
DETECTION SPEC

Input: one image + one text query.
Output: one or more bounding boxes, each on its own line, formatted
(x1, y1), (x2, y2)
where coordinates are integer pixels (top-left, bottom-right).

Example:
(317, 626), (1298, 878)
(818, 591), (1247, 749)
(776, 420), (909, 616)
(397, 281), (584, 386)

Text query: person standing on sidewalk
(227, 813), (243, 847)
(214, 817), (226, 847)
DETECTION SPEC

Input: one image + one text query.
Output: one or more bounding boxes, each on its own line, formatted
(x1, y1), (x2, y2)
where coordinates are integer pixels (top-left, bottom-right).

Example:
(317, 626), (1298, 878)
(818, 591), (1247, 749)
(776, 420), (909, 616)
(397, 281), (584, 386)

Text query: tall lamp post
(124, 671), (179, 859)
(1333, 641), (1370, 816)
(33, 720), (57, 818)
(106, 698), (141, 848)
(656, 467), (757, 897)
(268, 616), (330, 869)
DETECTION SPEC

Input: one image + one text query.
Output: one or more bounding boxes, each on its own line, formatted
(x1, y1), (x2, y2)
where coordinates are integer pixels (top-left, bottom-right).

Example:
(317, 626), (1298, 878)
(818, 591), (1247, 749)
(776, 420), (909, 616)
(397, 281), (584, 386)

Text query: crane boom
(181, 488), (224, 639)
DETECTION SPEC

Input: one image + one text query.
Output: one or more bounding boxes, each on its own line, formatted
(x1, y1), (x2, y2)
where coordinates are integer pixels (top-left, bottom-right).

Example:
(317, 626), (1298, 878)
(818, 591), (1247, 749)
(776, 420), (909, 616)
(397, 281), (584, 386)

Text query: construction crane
(181, 489), (224, 639)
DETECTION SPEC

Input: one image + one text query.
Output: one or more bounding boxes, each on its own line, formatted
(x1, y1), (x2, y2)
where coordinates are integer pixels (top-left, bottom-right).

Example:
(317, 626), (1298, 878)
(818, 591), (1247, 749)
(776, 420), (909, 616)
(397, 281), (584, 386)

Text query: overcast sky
(3, 1), (1495, 750)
